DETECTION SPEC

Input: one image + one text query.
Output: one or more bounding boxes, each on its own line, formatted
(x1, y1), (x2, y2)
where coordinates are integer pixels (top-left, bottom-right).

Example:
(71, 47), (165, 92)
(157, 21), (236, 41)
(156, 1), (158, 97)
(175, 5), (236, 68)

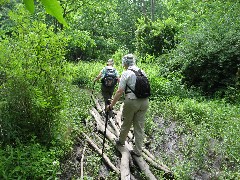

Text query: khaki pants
(119, 97), (149, 155)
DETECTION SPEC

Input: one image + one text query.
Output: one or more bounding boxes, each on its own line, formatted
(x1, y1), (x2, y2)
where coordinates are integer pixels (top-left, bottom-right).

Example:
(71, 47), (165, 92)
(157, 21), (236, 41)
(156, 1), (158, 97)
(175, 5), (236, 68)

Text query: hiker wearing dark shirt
(94, 59), (119, 109)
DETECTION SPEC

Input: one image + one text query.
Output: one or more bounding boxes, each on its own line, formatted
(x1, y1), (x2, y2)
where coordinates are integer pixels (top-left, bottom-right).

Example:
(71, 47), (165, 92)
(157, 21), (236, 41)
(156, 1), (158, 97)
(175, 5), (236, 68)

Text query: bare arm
(94, 72), (102, 82)
(108, 88), (124, 110)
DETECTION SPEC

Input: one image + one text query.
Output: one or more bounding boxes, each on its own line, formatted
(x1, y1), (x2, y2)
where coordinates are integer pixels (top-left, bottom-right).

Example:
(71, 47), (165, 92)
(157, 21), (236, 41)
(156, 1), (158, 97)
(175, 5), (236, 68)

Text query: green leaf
(41, 0), (68, 27)
(23, 0), (35, 14)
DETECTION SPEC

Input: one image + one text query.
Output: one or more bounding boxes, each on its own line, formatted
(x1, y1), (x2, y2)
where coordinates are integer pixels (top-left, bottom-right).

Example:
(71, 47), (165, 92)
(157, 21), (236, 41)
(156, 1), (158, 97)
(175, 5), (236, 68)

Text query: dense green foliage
(0, 139), (60, 179)
(0, 0), (239, 179)
(136, 17), (178, 56)
(0, 5), (69, 145)
(148, 98), (240, 179)
(163, 0), (240, 99)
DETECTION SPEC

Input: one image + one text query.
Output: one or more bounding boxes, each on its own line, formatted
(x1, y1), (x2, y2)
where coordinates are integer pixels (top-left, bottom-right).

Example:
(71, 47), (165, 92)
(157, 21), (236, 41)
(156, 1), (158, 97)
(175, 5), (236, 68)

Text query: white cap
(107, 59), (114, 65)
(122, 54), (135, 66)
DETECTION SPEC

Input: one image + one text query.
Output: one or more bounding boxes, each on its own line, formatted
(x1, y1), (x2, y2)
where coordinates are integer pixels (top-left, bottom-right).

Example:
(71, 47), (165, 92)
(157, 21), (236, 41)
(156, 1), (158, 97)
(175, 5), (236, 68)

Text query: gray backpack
(102, 67), (117, 87)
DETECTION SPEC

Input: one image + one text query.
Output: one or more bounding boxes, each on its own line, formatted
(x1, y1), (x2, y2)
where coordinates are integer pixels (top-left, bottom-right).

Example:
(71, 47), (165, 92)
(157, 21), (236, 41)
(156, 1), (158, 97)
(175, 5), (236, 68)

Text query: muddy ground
(58, 98), (224, 179)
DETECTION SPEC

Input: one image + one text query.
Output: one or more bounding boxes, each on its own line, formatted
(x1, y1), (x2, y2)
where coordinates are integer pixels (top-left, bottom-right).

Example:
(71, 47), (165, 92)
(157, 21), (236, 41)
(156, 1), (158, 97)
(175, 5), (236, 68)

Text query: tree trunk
(151, 0), (155, 21)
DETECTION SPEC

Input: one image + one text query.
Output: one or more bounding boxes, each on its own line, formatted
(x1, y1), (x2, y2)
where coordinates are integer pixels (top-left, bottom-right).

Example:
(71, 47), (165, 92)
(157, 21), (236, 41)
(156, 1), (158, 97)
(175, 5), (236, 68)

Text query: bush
(65, 29), (96, 62)
(0, 139), (60, 179)
(165, 1), (240, 98)
(0, 5), (70, 145)
(135, 17), (178, 57)
(182, 30), (240, 95)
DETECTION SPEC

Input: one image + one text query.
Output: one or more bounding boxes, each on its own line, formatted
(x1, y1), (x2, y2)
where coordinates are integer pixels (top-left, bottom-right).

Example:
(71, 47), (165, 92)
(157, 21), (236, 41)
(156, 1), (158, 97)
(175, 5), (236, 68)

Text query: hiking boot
(116, 140), (125, 147)
(130, 150), (141, 157)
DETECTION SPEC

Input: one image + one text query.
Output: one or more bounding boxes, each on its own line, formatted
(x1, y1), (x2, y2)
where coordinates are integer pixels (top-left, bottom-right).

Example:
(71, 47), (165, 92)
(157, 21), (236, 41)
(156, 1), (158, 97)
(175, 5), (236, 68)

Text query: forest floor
(58, 95), (220, 180)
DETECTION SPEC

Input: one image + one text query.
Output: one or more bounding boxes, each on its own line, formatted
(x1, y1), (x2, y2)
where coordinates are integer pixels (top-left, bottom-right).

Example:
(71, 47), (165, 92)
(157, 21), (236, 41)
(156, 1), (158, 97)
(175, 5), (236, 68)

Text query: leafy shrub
(65, 29), (96, 62)
(71, 61), (100, 88)
(182, 30), (240, 94)
(0, 5), (70, 145)
(0, 139), (60, 179)
(165, 1), (240, 98)
(137, 60), (197, 101)
(71, 60), (123, 91)
(135, 17), (178, 57)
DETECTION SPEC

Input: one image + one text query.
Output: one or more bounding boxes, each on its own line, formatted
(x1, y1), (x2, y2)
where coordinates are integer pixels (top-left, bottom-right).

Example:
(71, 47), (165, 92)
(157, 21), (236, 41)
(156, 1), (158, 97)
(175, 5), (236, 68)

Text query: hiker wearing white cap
(107, 54), (150, 157)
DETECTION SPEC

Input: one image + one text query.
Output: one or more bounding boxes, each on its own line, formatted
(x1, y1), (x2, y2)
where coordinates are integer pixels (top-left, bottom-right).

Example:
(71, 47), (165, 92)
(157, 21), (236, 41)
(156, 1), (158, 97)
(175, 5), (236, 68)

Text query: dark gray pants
(101, 84), (115, 107)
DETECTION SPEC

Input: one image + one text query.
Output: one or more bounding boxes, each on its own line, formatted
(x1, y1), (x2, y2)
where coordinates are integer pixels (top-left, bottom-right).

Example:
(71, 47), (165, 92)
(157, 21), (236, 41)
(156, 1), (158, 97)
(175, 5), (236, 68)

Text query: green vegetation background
(0, 0), (239, 179)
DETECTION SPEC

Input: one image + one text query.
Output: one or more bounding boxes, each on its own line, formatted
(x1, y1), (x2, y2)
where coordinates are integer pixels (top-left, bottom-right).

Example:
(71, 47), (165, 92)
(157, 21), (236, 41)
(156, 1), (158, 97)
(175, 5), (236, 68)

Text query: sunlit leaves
(0, 0), (9, 5)
(22, 0), (67, 26)
(23, 0), (34, 13)
(41, 0), (67, 27)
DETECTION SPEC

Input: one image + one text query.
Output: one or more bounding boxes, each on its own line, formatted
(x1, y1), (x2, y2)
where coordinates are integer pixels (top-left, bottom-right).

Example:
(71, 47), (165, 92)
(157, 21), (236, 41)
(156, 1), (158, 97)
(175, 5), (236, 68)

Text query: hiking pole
(101, 99), (111, 164)
(90, 81), (96, 106)
(92, 81), (95, 97)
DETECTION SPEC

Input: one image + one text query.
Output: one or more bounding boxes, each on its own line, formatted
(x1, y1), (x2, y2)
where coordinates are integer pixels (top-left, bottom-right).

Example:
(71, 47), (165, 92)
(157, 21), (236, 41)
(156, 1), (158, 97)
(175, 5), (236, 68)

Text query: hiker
(107, 54), (150, 157)
(94, 59), (120, 109)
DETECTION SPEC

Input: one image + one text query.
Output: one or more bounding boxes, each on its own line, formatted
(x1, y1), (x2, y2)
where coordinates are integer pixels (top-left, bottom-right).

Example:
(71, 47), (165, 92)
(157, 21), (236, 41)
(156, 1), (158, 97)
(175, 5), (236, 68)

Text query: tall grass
(147, 96), (240, 178)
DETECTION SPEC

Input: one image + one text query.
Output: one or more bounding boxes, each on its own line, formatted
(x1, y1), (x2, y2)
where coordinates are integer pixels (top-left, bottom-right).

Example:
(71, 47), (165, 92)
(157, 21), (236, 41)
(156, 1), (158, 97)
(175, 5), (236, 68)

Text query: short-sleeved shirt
(101, 66), (119, 78)
(119, 65), (147, 99)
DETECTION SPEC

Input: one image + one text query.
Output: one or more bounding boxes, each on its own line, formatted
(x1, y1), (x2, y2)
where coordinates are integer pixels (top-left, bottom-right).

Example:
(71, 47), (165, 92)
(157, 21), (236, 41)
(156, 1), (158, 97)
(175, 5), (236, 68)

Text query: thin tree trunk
(151, 0), (155, 21)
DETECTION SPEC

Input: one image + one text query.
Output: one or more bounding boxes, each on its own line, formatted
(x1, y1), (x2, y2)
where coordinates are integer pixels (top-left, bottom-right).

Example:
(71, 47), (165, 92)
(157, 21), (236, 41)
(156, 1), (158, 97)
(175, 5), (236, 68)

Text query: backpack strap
(125, 84), (134, 94)
(125, 69), (142, 95)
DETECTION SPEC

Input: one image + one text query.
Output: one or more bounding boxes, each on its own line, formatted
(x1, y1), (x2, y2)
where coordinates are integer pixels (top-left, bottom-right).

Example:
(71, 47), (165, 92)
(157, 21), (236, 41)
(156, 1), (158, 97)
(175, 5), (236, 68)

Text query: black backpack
(126, 69), (151, 98)
(102, 67), (117, 87)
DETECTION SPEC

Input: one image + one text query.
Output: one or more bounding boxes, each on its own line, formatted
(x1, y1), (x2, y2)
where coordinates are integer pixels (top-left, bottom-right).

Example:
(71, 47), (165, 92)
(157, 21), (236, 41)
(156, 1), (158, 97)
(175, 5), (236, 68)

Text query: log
(115, 142), (139, 180)
(80, 143), (87, 178)
(142, 152), (170, 173)
(92, 110), (157, 179)
(132, 156), (157, 180)
(80, 134), (120, 174)
(90, 101), (172, 178)
(109, 117), (120, 136)
(75, 146), (81, 164)
(127, 142), (157, 180)
(143, 148), (155, 160)
(120, 123), (171, 173)
(116, 145), (131, 180)
(91, 109), (132, 180)
(130, 174), (138, 180)
(142, 148), (171, 173)
(91, 95), (103, 112)
(90, 108), (117, 141)
(91, 108), (116, 136)
(94, 133), (110, 149)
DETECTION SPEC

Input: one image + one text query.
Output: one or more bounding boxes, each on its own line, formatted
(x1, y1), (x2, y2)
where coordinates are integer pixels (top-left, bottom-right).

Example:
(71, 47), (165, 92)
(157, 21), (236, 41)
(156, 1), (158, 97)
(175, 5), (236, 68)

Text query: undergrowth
(147, 97), (240, 179)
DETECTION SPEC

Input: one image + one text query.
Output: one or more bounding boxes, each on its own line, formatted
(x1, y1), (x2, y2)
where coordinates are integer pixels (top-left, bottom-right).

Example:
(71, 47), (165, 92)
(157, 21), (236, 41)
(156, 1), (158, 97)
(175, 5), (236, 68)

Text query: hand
(106, 104), (113, 112)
